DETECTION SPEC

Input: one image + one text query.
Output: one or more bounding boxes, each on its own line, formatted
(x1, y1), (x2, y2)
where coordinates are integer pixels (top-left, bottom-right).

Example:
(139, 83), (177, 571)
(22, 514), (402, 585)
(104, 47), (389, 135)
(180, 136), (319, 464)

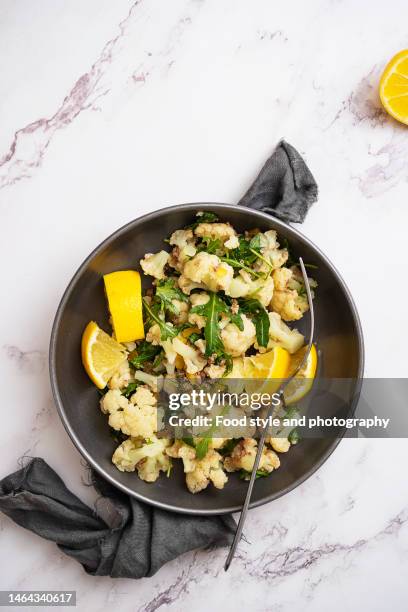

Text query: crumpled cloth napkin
(239, 140), (318, 223)
(0, 140), (317, 579)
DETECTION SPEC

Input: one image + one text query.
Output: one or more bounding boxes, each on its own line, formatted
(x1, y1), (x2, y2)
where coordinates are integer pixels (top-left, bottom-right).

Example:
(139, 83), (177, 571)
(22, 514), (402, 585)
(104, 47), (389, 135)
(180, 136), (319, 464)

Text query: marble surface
(1, 0), (408, 610)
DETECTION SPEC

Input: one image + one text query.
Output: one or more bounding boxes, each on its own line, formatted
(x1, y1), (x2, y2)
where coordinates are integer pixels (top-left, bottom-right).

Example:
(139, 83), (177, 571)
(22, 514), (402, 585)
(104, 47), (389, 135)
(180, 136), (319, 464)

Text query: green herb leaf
(187, 211), (219, 229)
(238, 298), (270, 347)
(220, 236), (263, 278)
(288, 428), (300, 444)
(142, 298), (178, 341)
(190, 291), (229, 357)
(121, 382), (140, 398)
(196, 236), (222, 255)
(195, 437), (210, 460)
(188, 332), (202, 345)
(238, 468), (270, 480)
(218, 438), (241, 456)
(182, 437), (195, 447)
(155, 278), (188, 315)
(128, 340), (161, 369)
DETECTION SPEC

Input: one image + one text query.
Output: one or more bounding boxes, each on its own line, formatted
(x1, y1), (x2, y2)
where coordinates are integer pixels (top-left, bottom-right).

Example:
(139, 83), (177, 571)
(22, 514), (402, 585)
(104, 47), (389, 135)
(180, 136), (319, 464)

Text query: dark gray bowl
(49, 203), (364, 514)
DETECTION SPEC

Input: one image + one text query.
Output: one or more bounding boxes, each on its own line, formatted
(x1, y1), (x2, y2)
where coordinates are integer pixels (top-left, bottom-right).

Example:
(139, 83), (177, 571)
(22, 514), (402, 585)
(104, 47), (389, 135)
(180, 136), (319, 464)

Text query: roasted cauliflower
(112, 435), (171, 482)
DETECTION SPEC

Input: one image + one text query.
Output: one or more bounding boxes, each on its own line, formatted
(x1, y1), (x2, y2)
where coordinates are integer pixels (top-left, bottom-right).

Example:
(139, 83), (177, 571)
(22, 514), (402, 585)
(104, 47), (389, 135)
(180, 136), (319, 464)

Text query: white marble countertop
(1, 0), (408, 610)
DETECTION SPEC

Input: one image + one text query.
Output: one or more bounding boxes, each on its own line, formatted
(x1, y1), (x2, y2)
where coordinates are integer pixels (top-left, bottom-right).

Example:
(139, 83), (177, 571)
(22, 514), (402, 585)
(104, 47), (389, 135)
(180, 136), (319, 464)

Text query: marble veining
(1, 0), (408, 610)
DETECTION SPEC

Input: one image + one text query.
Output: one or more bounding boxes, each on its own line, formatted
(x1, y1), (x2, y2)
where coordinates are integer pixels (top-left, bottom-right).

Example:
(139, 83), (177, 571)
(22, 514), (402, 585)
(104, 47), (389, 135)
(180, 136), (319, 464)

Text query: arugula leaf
(195, 437), (210, 460)
(190, 291), (229, 357)
(152, 351), (165, 370)
(220, 236), (263, 278)
(229, 311), (244, 331)
(222, 353), (233, 376)
(143, 298), (178, 341)
(218, 438), (241, 456)
(121, 381), (140, 398)
(182, 437), (195, 447)
(196, 236), (222, 255)
(238, 298), (270, 348)
(181, 436), (212, 460)
(288, 429), (300, 444)
(187, 211), (219, 229)
(239, 468), (270, 480)
(188, 332), (202, 345)
(128, 340), (161, 369)
(155, 279), (188, 315)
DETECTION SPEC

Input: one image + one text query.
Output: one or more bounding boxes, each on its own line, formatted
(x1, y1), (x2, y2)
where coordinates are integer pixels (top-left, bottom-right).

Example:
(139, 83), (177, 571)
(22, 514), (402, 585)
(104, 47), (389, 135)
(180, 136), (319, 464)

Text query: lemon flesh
(284, 344), (318, 405)
(81, 321), (127, 389)
(244, 346), (290, 394)
(379, 50), (408, 126)
(103, 270), (145, 343)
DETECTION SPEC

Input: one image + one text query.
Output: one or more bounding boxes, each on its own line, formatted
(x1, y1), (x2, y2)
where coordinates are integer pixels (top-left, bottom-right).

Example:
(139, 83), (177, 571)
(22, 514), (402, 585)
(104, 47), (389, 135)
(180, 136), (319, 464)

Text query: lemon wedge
(244, 346), (290, 394)
(103, 270), (144, 343)
(379, 50), (408, 125)
(284, 344), (318, 405)
(81, 321), (127, 389)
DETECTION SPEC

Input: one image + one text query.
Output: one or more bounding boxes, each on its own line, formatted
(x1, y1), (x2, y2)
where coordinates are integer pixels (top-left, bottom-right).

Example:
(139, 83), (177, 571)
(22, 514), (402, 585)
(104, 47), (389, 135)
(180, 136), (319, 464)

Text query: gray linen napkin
(239, 140), (318, 223)
(0, 458), (235, 578)
(0, 140), (317, 578)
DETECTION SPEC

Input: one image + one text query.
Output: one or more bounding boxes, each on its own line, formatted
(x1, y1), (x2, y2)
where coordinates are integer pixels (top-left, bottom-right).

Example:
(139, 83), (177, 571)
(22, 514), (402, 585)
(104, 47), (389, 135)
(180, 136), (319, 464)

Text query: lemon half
(81, 321), (127, 389)
(244, 346), (290, 394)
(379, 50), (408, 126)
(284, 344), (318, 405)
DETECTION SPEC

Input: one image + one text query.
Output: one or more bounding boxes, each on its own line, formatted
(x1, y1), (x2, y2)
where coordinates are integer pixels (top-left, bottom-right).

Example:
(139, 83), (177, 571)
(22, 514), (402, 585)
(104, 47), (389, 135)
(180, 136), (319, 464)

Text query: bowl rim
(49, 202), (365, 515)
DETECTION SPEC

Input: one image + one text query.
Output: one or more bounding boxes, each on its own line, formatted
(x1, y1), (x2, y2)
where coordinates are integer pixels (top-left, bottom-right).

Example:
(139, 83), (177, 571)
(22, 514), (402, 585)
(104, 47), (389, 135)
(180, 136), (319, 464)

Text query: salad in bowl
(81, 211), (317, 494)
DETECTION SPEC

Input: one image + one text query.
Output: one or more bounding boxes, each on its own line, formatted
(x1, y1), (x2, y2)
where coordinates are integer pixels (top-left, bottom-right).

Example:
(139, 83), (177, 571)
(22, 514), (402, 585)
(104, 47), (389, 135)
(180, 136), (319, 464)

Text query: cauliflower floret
(102, 386), (158, 438)
(271, 268), (309, 321)
(209, 438), (228, 450)
(194, 222), (235, 243)
(182, 252), (234, 293)
(226, 271), (274, 306)
(169, 228), (195, 249)
(188, 292), (209, 328)
(259, 230), (279, 250)
(140, 251), (170, 280)
(248, 276), (274, 308)
(171, 299), (189, 324)
(224, 235), (240, 250)
(166, 440), (196, 466)
(146, 324), (161, 345)
(112, 435), (171, 482)
(186, 449), (228, 494)
(226, 275), (252, 298)
(133, 370), (161, 391)
(204, 363), (226, 378)
(172, 337), (207, 374)
(107, 360), (133, 390)
(268, 437), (291, 453)
(223, 438), (280, 474)
(166, 442), (228, 493)
(131, 385), (156, 407)
(256, 312), (304, 355)
(255, 230), (289, 274)
(221, 314), (256, 357)
(100, 388), (128, 415)
(178, 274), (205, 295)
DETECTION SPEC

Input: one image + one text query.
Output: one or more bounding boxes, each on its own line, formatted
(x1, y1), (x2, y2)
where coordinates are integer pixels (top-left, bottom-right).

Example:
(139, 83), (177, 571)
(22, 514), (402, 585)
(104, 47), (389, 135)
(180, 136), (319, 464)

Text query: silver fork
(224, 257), (315, 571)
